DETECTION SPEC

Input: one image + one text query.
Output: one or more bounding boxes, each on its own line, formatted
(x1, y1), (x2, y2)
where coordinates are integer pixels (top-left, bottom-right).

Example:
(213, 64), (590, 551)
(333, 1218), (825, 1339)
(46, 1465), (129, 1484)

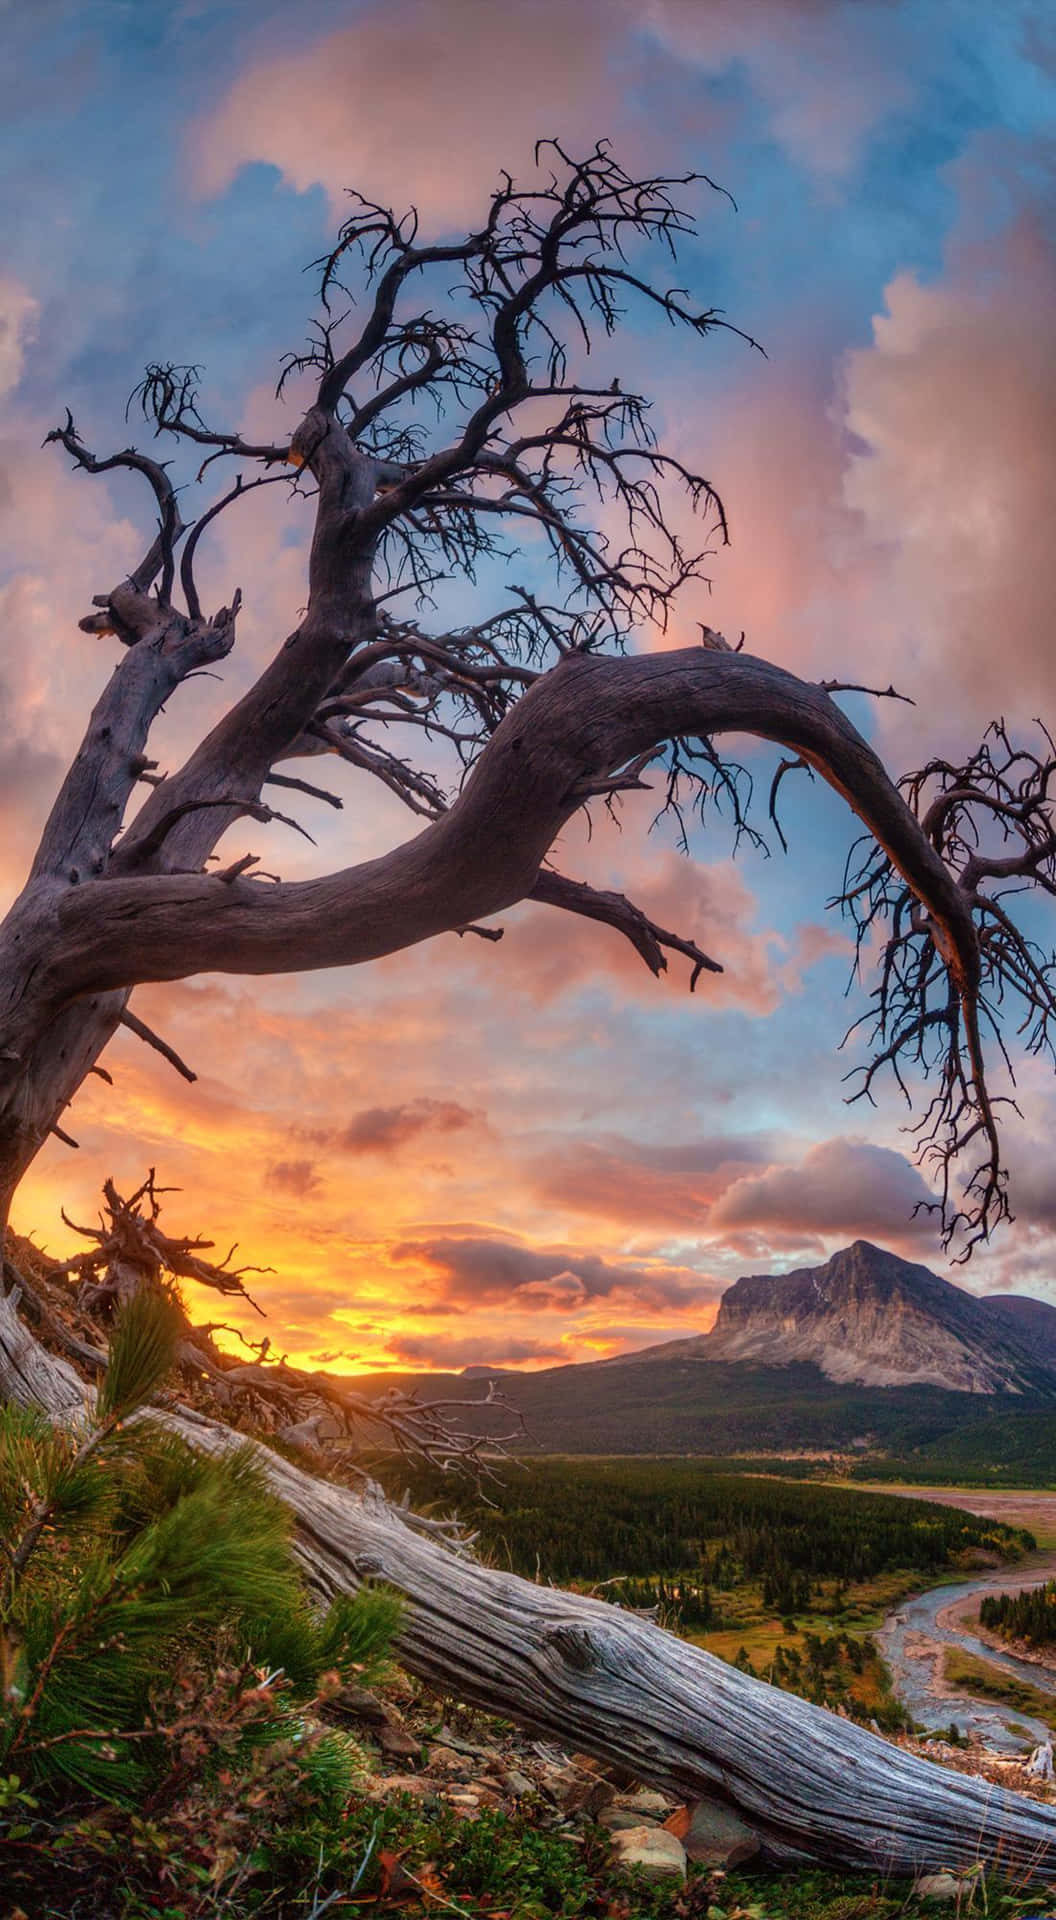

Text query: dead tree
(4, 1179), (523, 1477)
(3, 138), (1056, 1873)
(0, 140), (1053, 1251)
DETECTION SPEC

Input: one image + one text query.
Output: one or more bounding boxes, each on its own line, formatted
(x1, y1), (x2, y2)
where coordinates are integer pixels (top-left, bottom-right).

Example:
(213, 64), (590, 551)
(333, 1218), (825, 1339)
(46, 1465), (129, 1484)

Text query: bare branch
(819, 679), (916, 707)
(43, 412), (185, 618)
(531, 869), (722, 987)
(265, 771), (344, 809)
(119, 1009), (197, 1084)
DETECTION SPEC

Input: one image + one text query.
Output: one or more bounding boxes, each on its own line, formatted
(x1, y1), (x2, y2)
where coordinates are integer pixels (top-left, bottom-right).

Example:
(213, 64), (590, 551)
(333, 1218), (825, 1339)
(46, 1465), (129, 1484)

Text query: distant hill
(980, 1293), (1056, 1367)
(349, 1242), (1056, 1458)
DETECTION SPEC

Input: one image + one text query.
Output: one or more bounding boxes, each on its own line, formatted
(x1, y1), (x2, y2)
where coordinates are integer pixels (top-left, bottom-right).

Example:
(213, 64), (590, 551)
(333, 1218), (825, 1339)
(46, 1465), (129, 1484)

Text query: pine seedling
(0, 1287), (400, 1807)
(97, 1282), (185, 1423)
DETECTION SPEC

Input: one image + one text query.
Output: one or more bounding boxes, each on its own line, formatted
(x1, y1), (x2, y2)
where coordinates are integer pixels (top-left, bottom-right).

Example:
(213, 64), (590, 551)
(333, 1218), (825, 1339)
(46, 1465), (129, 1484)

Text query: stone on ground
(608, 1824), (687, 1883)
(915, 1871), (970, 1901)
(665, 1796), (762, 1866)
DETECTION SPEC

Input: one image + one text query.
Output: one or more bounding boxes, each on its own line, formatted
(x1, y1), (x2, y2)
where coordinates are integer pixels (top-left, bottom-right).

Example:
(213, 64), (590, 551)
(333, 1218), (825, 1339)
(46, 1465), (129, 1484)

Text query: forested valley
(373, 1456), (1032, 1589)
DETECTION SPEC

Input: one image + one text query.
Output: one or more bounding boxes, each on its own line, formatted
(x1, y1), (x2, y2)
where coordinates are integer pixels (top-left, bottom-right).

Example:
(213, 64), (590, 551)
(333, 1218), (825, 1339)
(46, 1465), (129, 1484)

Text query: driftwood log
(3, 1283), (1056, 1884)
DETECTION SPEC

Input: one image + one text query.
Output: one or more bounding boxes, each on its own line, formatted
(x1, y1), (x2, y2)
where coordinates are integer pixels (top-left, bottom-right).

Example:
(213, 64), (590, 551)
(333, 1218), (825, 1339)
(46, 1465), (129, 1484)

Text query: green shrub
(0, 1289), (399, 1868)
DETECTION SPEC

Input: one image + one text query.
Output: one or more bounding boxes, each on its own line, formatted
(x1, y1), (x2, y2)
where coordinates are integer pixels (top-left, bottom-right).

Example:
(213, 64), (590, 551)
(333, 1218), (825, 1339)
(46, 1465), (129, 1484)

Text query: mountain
(348, 1242), (1056, 1457)
(980, 1293), (1056, 1367)
(687, 1240), (1056, 1394)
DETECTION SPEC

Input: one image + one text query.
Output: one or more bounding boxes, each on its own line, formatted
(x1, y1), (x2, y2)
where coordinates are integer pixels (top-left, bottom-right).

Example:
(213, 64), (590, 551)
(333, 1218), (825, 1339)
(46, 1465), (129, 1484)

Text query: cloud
(325, 1098), (476, 1155)
(652, 0), (910, 179)
(474, 847), (791, 1014)
(192, 0), (901, 232)
(0, 419), (163, 900)
(837, 141), (1056, 748)
(710, 1138), (937, 1242)
(192, 2), (612, 224)
(0, 278), (38, 398)
(531, 1131), (771, 1228)
(997, 1125), (1056, 1233)
(384, 1330), (566, 1369)
(268, 1158), (321, 1197)
(390, 1228), (718, 1312)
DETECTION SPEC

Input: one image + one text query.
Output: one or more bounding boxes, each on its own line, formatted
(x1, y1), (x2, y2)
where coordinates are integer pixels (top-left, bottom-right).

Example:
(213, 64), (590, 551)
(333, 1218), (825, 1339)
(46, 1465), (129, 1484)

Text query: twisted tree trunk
(0, 642), (982, 1230)
(3, 1281), (1055, 1885)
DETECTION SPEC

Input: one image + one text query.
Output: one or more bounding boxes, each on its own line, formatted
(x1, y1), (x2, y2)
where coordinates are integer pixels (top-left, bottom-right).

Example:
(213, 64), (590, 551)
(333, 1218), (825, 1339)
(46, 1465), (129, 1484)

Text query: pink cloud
(710, 1137), (939, 1244)
(652, 0), (910, 180)
(837, 148), (1056, 751)
(192, 2), (617, 224)
(466, 834), (792, 1013)
(191, 0), (902, 230)
(0, 277), (38, 397)
(531, 1132), (770, 1229)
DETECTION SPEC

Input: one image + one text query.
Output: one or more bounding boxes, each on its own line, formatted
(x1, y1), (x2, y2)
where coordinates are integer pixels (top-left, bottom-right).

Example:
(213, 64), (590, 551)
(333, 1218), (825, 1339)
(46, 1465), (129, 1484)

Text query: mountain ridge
(615, 1241), (1056, 1394)
(346, 1242), (1056, 1457)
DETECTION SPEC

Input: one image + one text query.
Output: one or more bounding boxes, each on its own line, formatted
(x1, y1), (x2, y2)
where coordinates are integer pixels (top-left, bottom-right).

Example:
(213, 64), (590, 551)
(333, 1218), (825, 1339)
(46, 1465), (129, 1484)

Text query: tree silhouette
(1, 140), (1053, 1255)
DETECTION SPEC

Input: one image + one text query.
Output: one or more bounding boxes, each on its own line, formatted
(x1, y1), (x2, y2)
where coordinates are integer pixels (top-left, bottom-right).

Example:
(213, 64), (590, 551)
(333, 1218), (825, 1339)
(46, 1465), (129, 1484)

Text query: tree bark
(0, 647), (979, 1062)
(3, 1283), (1054, 1884)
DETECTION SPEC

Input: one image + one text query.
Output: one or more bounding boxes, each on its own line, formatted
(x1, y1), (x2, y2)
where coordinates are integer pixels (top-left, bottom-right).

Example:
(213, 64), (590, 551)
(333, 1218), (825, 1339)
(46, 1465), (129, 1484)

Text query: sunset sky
(3, 0), (1056, 1373)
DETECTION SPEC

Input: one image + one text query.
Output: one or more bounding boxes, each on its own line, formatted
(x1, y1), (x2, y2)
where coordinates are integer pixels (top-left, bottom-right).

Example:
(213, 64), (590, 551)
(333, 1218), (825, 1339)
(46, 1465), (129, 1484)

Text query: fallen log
(2, 1280), (1055, 1884)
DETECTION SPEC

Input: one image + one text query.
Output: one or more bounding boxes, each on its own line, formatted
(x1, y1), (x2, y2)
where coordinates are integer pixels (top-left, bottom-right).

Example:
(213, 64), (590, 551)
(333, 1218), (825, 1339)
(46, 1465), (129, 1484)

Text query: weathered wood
(0, 1276), (92, 1420)
(0, 647), (980, 1017)
(3, 1284), (1055, 1884)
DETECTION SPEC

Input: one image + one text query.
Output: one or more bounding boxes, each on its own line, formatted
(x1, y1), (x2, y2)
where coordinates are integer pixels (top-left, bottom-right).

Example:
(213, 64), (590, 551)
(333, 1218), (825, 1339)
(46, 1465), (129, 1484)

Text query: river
(873, 1487), (1056, 1752)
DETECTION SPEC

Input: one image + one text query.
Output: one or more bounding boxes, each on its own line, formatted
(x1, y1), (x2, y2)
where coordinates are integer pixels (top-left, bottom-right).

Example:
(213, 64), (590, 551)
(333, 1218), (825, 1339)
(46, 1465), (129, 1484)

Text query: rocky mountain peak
(699, 1241), (1056, 1394)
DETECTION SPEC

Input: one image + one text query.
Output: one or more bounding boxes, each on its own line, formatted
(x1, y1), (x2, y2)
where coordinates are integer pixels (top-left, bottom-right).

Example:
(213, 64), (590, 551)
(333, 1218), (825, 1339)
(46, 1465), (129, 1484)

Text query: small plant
(0, 1287), (399, 1913)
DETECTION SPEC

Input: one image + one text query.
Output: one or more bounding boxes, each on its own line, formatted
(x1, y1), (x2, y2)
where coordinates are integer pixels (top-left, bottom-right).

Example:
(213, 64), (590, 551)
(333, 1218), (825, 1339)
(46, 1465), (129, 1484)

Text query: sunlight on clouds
(6, 6), (1056, 1376)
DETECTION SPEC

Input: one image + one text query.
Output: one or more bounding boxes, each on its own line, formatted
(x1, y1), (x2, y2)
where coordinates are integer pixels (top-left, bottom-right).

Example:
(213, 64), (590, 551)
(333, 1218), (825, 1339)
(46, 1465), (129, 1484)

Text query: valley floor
(855, 1484), (1056, 1549)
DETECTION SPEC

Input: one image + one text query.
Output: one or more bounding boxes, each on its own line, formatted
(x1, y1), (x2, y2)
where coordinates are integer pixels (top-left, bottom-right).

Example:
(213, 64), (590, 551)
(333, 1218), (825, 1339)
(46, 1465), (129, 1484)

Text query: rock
(428, 1744), (473, 1777)
(369, 1773), (436, 1800)
(499, 1768), (535, 1798)
(665, 1797), (762, 1867)
(333, 1684), (388, 1725)
(599, 1806), (664, 1833)
(376, 1724), (422, 1761)
(916, 1872), (965, 1901)
(470, 1784), (504, 1810)
(609, 1825), (687, 1884)
(571, 1753), (637, 1787)
(535, 1761), (582, 1804)
(612, 1787), (677, 1819)
(555, 1768), (615, 1816)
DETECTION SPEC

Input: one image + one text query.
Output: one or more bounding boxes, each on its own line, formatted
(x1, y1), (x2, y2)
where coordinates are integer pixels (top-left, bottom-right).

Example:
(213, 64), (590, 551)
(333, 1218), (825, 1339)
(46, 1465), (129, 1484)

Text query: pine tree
(0, 1287), (399, 1804)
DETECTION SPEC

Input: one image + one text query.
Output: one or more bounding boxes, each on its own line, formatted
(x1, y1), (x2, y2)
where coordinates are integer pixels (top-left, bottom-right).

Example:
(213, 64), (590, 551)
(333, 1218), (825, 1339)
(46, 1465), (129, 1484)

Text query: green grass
(24, 1788), (1053, 1920)
(849, 1481), (1056, 1551)
(943, 1648), (1056, 1728)
(721, 1866), (1056, 1917)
